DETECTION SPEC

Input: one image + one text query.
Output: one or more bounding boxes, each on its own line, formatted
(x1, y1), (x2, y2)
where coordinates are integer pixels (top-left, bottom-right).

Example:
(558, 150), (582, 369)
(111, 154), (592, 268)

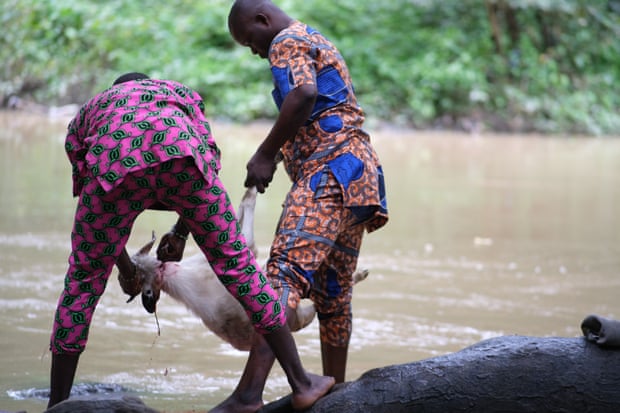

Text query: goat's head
(131, 232), (163, 314)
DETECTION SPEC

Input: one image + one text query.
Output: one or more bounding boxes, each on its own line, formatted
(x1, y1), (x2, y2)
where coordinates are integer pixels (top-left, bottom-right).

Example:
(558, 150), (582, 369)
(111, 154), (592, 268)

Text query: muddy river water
(1, 111), (619, 412)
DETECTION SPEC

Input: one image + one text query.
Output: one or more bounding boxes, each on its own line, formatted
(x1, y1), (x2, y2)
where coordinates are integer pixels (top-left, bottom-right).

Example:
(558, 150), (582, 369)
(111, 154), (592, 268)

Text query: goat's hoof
(353, 268), (370, 283)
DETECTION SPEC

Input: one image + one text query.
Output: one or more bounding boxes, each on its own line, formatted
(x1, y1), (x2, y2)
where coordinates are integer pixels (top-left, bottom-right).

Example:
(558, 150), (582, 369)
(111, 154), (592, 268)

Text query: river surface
(1, 111), (619, 412)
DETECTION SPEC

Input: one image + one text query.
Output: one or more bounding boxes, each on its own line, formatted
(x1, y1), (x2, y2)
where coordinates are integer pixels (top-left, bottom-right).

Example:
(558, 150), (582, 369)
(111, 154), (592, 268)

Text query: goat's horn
(137, 231), (157, 255)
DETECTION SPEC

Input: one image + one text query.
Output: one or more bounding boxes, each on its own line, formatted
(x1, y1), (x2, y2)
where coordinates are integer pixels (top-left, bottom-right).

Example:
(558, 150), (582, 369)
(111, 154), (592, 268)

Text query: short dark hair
(112, 72), (150, 85)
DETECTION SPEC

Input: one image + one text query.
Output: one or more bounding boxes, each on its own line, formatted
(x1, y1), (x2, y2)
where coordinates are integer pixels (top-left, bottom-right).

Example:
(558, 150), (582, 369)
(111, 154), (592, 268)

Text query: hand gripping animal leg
(126, 187), (369, 351)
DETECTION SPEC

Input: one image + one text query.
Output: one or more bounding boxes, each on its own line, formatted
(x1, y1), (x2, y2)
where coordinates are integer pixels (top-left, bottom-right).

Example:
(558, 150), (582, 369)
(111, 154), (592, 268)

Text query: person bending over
(47, 72), (334, 411)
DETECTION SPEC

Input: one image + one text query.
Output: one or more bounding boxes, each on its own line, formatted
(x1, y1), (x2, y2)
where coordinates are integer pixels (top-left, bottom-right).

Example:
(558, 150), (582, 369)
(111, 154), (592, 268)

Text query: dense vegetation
(2, 0), (619, 135)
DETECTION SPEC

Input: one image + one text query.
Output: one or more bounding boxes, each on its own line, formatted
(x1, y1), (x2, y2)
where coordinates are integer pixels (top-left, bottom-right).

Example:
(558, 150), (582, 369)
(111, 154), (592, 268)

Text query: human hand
(156, 231), (187, 262)
(245, 150), (277, 193)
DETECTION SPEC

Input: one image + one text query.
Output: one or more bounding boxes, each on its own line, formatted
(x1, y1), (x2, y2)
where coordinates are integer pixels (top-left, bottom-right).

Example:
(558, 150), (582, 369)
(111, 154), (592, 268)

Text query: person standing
(216, 1), (389, 411)
(47, 72), (334, 411)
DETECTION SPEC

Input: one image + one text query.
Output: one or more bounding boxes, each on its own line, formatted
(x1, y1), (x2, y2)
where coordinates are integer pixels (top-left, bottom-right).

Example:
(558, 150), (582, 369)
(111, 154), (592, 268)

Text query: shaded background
(1, 0), (620, 411)
(2, 0), (620, 134)
(1, 114), (619, 412)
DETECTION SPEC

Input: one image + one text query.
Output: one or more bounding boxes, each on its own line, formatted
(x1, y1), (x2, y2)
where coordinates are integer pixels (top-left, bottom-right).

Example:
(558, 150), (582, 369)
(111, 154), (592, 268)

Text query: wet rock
(261, 335), (620, 413)
(44, 394), (160, 413)
(37, 333), (620, 413)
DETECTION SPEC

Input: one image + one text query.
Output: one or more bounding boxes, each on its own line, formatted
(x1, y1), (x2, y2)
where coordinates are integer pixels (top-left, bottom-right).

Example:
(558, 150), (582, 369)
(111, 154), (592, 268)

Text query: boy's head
(113, 72), (150, 86)
(228, 0), (292, 59)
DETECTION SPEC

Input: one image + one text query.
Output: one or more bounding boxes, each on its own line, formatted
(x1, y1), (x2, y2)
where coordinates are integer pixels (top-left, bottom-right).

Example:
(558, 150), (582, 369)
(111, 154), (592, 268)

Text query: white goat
(129, 187), (368, 351)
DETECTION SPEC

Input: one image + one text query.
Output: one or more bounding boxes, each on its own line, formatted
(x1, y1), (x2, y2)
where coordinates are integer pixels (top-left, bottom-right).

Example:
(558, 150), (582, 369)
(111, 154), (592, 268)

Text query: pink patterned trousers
(51, 157), (284, 354)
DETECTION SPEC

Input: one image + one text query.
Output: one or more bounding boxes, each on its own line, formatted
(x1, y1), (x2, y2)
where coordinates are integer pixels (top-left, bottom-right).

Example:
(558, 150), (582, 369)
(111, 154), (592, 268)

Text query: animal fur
(130, 187), (368, 351)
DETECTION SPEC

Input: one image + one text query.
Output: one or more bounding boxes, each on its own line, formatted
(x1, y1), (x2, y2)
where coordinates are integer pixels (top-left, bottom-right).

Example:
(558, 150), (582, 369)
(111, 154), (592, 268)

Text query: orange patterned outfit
(267, 21), (388, 347)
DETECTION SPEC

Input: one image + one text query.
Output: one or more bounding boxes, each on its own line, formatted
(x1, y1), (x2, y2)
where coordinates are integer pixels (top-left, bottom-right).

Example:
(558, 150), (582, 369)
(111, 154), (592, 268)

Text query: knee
(318, 310), (352, 347)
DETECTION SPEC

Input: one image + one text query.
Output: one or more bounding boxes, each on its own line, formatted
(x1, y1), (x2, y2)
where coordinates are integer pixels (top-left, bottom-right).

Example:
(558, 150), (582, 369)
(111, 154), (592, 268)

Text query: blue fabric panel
(325, 266), (342, 298)
(279, 261), (315, 286)
(377, 165), (388, 213)
(310, 170), (322, 192)
(305, 25), (319, 35)
(311, 65), (349, 119)
(318, 115), (343, 133)
(327, 153), (364, 191)
(271, 66), (293, 110)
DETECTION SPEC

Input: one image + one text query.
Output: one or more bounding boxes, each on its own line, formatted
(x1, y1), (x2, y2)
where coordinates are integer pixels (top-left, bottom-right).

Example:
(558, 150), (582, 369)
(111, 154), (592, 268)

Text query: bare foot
(291, 373), (335, 411)
(209, 395), (263, 413)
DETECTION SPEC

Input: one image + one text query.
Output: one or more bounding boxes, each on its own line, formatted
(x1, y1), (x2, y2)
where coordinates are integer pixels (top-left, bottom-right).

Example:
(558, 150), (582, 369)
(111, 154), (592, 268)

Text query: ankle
(48, 352), (80, 407)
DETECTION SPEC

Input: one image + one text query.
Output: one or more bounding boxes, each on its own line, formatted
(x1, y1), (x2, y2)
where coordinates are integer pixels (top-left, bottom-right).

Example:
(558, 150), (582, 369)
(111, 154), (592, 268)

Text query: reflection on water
(1, 111), (619, 412)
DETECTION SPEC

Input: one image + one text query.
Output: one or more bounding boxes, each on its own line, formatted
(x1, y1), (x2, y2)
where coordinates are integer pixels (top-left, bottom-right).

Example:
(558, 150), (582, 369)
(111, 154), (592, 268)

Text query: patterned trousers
(268, 169), (364, 348)
(51, 157), (284, 354)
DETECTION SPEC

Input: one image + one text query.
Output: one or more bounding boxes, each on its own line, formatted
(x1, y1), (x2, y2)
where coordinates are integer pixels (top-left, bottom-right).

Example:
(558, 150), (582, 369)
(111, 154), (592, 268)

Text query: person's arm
(245, 83), (317, 192)
(156, 216), (189, 261)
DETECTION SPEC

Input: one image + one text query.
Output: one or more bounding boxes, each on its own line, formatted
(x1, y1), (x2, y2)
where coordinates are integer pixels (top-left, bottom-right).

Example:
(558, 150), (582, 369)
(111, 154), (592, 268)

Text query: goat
(128, 187), (369, 351)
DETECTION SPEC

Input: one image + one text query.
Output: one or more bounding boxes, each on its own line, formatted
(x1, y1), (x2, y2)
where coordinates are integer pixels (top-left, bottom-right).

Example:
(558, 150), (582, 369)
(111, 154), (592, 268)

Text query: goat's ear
(137, 231), (157, 255)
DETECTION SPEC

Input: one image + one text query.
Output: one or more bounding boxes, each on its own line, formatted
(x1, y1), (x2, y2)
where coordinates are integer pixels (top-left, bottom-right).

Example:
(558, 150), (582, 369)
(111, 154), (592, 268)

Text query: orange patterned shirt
(269, 21), (388, 232)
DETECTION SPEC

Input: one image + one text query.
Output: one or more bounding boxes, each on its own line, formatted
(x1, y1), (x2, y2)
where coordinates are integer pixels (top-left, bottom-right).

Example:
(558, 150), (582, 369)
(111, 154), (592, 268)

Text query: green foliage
(1, 0), (619, 135)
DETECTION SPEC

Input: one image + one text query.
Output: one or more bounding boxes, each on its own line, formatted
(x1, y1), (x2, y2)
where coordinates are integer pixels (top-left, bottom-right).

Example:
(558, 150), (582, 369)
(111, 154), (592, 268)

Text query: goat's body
(158, 255), (256, 351)
(154, 254), (367, 351)
(133, 187), (368, 351)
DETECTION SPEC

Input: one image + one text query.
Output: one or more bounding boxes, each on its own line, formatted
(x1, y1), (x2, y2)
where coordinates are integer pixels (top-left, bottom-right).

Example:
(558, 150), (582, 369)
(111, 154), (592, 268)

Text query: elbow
(295, 84), (318, 108)
(279, 84), (318, 124)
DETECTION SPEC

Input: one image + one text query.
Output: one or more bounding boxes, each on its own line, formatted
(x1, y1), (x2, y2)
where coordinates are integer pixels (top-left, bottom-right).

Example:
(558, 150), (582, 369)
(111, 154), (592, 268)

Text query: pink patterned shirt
(65, 79), (220, 196)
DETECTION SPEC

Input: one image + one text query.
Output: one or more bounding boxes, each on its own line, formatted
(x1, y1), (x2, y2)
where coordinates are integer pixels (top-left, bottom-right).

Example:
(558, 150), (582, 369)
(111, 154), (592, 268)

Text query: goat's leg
(237, 186), (257, 255)
(352, 268), (369, 284)
(290, 303), (317, 332)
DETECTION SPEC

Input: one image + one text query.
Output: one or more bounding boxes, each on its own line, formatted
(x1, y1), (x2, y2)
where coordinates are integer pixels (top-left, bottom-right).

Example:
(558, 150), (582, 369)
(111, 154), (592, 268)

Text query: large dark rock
(261, 335), (620, 413)
(44, 394), (160, 413)
(40, 332), (620, 413)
